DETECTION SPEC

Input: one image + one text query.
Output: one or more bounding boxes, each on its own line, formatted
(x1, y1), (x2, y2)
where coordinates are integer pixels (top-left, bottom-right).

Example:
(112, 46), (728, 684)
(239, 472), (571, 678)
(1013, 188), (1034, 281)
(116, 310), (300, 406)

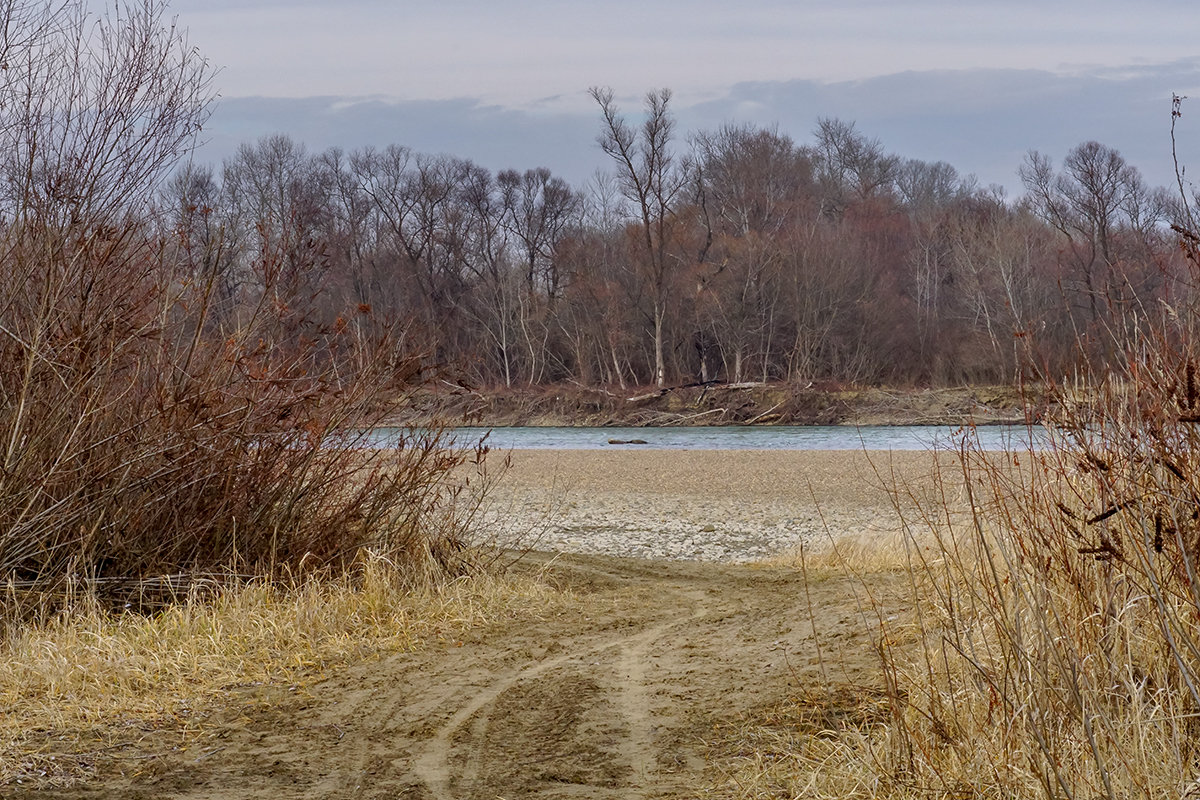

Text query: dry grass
(0, 555), (570, 787)
(711, 531), (919, 800)
(769, 532), (913, 576)
(723, 412), (1200, 799)
(739, 380), (1200, 799)
(704, 693), (898, 800)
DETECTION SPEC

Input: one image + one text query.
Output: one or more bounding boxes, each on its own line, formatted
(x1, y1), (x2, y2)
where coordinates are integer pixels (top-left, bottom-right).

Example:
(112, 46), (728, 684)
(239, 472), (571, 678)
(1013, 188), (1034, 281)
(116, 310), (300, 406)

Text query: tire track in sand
(411, 582), (711, 798)
(28, 554), (894, 800)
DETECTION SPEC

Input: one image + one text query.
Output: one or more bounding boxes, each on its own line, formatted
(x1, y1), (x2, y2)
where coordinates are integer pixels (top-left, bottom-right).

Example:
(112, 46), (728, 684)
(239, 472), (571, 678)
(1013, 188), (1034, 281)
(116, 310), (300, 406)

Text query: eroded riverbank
(394, 382), (1037, 429)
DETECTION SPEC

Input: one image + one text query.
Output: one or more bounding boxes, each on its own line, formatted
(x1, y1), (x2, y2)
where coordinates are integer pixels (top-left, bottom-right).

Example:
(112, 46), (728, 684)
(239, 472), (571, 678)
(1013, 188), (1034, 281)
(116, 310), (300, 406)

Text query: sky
(162, 0), (1200, 196)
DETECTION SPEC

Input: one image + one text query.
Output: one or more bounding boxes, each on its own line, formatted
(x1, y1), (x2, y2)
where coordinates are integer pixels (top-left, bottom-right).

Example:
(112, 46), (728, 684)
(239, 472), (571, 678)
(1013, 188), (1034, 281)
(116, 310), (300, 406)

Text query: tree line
(163, 89), (1195, 390)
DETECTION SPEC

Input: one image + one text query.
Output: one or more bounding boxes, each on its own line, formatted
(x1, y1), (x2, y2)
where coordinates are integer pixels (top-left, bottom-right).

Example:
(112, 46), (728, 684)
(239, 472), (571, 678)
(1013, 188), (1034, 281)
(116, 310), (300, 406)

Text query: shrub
(0, 1), (485, 608)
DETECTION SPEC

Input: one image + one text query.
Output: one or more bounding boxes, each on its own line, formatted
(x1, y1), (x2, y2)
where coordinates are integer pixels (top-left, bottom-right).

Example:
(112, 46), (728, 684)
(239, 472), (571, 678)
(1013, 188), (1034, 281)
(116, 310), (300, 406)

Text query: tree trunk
(653, 304), (666, 388)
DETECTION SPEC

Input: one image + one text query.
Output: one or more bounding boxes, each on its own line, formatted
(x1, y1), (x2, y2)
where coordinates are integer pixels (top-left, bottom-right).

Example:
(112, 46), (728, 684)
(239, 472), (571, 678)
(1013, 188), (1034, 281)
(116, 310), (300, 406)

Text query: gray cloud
(191, 63), (1200, 197)
(195, 96), (608, 181)
(168, 0), (1200, 108)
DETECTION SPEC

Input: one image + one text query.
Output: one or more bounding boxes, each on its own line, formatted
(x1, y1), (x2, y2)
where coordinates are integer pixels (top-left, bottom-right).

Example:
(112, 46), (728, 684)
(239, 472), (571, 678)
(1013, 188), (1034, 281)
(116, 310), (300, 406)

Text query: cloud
(167, 0), (1200, 109)
(683, 63), (1200, 190)
(195, 96), (608, 184)
(191, 62), (1200, 196)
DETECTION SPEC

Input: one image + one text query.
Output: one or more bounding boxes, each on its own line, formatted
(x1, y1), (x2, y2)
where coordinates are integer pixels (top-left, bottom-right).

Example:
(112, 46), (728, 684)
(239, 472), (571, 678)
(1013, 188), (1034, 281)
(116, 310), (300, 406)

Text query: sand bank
(477, 449), (966, 561)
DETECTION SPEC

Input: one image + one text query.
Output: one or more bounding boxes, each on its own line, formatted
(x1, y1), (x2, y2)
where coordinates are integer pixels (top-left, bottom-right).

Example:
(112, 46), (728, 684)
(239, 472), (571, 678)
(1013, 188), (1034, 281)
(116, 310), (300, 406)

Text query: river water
(369, 424), (1042, 451)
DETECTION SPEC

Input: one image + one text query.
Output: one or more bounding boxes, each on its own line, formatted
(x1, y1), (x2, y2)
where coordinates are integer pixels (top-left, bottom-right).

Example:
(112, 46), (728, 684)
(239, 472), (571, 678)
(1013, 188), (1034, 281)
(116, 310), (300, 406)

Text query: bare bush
(0, 1), (484, 608)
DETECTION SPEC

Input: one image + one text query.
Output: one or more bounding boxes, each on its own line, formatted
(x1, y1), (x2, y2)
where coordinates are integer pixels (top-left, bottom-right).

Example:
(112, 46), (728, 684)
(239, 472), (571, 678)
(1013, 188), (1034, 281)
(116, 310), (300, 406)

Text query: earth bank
(394, 381), (1037, 428)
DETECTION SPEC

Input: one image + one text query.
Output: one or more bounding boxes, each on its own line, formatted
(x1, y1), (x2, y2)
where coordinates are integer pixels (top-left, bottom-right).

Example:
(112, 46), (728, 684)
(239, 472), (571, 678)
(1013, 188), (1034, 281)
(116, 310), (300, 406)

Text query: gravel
(476, 449), (957, 562)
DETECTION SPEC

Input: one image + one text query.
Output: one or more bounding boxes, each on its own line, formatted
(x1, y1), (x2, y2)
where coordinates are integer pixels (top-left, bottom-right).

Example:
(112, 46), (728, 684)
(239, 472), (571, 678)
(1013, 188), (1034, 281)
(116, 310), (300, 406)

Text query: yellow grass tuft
(766, 532), (914, 576)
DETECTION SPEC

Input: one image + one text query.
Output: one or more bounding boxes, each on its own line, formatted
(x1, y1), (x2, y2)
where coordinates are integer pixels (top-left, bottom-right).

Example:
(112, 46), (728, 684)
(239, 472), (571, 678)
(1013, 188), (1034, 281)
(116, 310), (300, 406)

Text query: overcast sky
(165, 0), (1200, 195)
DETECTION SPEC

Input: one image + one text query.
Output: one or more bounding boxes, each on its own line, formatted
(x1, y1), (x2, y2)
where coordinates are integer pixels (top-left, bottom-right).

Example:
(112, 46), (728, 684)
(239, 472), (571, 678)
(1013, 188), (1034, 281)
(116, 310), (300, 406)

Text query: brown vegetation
(807, 162), (1200, 797)
(0, 0), (484, 613)
(152, 89), (1190, 395)
(12, 1), (1200, 798)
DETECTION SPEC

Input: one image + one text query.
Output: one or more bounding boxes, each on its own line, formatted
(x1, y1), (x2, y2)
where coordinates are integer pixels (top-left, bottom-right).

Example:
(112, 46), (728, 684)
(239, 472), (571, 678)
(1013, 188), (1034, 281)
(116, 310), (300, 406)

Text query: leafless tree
(0, 0), (213, 231)
(693, 124), (813, 381)
(590, 87), (687, 387)
(498, 167), (581, 299)
(812, 117), (899, 213)
(1020, 142), (1167, 327)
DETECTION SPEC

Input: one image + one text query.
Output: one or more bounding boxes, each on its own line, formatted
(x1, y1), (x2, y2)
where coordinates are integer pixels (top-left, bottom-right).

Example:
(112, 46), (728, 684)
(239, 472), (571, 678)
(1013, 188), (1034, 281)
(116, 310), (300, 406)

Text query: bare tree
(455, 162), (524, 385)
(896, 159), (968, 210)
(1021, 142), (1169, 329)
(590, 87), (687, 388)
(0, 0), (213, 230)
(896, 159), (972, 365)
(812, 118), (899, 214)
(221, 134), (336, 324)
(352, 146), (470, 353)
(498, 167), (581, 299)
(693, 124), (813, 381)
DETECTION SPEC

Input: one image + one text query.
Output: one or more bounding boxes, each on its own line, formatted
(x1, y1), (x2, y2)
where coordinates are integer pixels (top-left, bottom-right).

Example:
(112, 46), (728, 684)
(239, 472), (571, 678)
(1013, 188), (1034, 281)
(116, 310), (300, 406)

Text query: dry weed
(0, 555), (569, 787)
(783, 406), (1200, 799)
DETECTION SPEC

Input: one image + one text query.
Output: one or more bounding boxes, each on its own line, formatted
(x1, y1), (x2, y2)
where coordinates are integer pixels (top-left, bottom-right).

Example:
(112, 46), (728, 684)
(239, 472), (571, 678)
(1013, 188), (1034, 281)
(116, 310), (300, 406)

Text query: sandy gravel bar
(478, 449), (963, 562)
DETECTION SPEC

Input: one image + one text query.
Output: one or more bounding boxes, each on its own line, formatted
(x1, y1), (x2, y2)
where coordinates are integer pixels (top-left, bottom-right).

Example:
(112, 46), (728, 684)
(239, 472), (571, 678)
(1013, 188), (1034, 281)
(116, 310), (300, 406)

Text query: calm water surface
(370, 424), (1041, 451)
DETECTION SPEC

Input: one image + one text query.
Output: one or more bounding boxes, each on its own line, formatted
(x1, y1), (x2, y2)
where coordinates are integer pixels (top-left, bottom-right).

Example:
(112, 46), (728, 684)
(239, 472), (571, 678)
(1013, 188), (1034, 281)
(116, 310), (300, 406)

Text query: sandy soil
(479, 449), (961, 560)
(12, 450), (945, 799)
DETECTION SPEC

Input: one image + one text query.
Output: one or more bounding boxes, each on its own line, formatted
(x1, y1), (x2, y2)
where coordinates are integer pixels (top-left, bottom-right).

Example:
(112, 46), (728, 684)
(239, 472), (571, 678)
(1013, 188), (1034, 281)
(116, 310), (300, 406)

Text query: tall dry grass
(722, 386), (1200, 799)
(744, 109), (1200, 800)
(765, 364), (1200, 798)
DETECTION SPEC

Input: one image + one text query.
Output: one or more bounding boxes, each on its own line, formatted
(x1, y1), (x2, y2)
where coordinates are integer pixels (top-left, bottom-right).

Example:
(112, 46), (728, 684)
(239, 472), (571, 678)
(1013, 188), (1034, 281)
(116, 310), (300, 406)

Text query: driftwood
(746, 401), (784, 425)
(626, 379), (727, 403)
(662, 408), (728, 426)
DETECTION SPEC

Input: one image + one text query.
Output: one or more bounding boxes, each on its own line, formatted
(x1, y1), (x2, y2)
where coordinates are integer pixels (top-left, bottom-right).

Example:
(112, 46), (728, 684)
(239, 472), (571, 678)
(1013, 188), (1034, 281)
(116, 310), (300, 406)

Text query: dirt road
(28, 552), (898, 799)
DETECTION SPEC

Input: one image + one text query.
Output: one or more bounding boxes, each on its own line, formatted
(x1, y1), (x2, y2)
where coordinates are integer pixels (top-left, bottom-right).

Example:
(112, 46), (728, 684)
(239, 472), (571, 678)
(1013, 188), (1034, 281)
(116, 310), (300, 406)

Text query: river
(368, 424), (1042, 451)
